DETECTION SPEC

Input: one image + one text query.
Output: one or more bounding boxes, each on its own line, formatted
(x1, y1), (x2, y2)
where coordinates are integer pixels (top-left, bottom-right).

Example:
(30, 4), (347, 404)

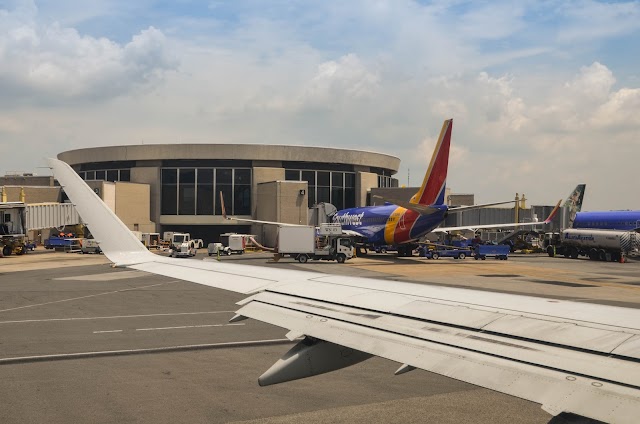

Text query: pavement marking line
(0, 338), (294, 365)
(0, 311), (236, 325)
(53, 270), (148, 281)
(135, 323), (246, 331)
(0, 280), (181, 314)
(93, 330), (123, 334)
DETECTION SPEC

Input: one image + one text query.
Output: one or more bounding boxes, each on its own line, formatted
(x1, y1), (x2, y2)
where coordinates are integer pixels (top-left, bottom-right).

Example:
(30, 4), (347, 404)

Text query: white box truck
(276, 226), (354, 263)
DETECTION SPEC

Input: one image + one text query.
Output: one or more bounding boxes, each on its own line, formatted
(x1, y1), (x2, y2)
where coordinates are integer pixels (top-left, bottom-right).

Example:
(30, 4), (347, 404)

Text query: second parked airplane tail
(564, 184), (586, 227)
(409, 119), (452, 206)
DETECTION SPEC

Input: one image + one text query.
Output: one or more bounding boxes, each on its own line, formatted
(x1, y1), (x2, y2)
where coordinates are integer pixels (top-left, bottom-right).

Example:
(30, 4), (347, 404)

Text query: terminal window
(285, 169), (355, 209)
(161, 167), (252, 216)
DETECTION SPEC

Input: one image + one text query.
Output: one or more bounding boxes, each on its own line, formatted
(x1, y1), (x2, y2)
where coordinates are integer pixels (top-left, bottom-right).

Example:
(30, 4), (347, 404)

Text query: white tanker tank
(547, 228), (639, 262)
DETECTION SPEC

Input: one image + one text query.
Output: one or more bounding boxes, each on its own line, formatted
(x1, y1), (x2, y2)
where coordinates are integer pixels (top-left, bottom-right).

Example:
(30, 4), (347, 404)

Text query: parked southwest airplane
(48, 157), (639, 423)
(225, 119), (561, 255)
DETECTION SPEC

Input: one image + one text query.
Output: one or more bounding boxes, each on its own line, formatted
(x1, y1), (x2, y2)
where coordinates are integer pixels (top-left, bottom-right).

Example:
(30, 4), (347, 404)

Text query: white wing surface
(434, 199), (563, 233)
(48, 158), (640, 424)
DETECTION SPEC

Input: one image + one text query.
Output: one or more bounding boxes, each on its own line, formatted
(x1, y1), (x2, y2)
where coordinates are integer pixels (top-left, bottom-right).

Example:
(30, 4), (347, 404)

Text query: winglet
(410, 119), (452, 206)
(46, 158), (154, 266)
(543, 199), (562, 224)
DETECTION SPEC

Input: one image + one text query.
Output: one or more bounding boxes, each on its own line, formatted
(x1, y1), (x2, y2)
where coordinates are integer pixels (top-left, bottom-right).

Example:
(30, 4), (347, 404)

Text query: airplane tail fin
(409, 119), (452, 206)
(563, 184), (586, 227)
(543, 199), (562, 224)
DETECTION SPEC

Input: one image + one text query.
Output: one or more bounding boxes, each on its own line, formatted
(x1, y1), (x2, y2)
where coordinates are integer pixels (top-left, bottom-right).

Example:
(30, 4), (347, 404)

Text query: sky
(1, 0), (639, 211)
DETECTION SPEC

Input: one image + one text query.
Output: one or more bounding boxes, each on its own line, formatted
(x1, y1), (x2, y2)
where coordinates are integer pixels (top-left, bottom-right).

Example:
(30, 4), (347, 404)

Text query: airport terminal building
(58, 144), (400, 243)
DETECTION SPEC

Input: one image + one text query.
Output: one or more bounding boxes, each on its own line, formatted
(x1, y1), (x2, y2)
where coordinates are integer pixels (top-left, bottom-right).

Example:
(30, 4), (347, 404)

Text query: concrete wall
(251, 167), (285, 217)
(115, 182), (155, 232)
(1, 186), (61, 203)
(254, 180), (308, 246)
(131, 164), (161, 226)
(86, 181), (155, 232)
(0, 175), (54, 186)
(103, 182), (116, 212)
(356, 172), (378, 207)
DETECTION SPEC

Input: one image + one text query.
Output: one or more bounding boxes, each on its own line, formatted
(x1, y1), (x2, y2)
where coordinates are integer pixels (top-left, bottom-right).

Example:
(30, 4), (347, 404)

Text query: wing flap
(265, 279), (640, 356)
(613, 335), (640, 360)
(241, 291), (639, 386)
(237, 298), (640, 424)
(484, 314), (637, 355)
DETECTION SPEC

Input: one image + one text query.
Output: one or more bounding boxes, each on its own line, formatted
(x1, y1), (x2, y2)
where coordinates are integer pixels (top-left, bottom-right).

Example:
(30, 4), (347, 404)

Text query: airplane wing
(434, 200), (562, 233)
(448, 199), (518, 212)
(374, 195), (519, 216)
(48, 158), (640, 424)
(372, 195), (440, 215)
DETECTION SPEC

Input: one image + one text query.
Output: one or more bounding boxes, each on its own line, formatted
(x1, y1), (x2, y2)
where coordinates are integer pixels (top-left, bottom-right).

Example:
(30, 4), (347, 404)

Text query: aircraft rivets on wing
(591, 382), (603, 387)
(306, 315), (313, 319)
(566, 376), (577, 381)
(320, 318), (328, 322)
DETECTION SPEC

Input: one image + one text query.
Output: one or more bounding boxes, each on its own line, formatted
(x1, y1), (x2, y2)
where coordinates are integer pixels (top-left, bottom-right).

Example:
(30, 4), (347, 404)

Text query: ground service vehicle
(0, 203), (28, 256)
(276, 226), (354, 263)
(44, 235), (82, 252)
(374, 245), (397, 254)
(169, 233), (197, 258)
(142, 232), (161, 249)
(80, 239), (102, 254)
(546, 229), (639, 262)
(420, 247), (472, 260)
(0, 234), (27, 256)
(208, 242), (231, 256)
(219, 233), (246, 254)
(474, 244), (510, 260)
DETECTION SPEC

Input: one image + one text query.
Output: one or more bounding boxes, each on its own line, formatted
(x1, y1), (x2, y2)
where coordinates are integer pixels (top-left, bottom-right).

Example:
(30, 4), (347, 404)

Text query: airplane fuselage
(332, 204), (448, 245)
(573, 211), (640, 231)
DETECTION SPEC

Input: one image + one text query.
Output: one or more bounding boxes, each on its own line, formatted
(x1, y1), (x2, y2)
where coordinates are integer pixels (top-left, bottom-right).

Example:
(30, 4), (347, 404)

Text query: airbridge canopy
(25, 203), (80, 231)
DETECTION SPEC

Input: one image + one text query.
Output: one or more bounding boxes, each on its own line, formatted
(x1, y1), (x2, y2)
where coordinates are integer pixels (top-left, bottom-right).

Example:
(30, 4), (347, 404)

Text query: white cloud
(591, 88), (640, 129)
(0, 4), (176, 106)
(564, 62), (615, 102)
(302, 54), (380, 105)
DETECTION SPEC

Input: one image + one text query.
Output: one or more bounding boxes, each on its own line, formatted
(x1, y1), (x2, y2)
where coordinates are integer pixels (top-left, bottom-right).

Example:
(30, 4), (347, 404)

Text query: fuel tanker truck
(546, 228), (639, 262)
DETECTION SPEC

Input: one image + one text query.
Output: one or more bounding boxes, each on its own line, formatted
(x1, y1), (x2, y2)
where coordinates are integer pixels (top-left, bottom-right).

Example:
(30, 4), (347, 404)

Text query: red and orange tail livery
(410, 119), (452, 206)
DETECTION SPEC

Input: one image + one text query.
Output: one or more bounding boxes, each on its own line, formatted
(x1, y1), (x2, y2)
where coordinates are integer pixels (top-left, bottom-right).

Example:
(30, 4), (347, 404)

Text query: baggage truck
(276, 226), (354, 263)
(473, 244), (510, 260)
(546, 229), (639, 262)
